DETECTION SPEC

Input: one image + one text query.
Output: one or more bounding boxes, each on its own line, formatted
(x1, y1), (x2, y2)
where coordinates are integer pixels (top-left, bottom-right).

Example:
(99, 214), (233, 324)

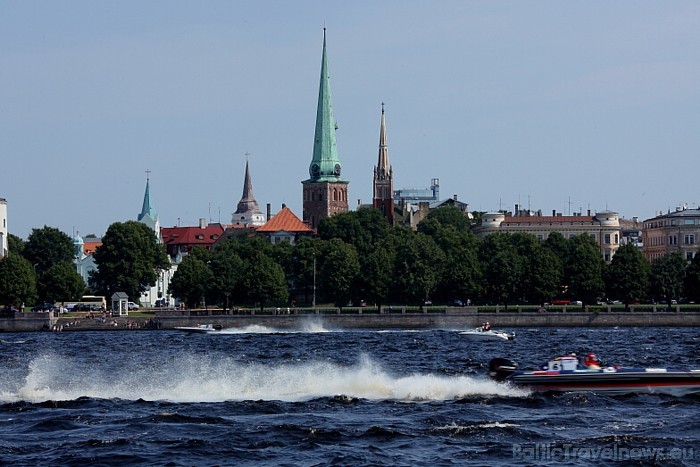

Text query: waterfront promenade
(2, 305), (700, 332)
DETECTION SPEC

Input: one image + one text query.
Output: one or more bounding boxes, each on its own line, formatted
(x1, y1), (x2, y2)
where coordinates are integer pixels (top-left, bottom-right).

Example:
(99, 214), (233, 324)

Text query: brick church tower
(302, 29), (348, 229)
(373, 103), (394, 225)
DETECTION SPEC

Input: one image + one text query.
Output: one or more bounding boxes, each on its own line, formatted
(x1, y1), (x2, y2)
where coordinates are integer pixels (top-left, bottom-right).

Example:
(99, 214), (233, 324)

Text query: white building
(473, 208), (622, 262)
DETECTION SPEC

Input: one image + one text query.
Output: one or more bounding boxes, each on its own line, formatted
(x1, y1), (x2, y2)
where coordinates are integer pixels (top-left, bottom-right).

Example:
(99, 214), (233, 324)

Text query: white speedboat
(174, 323), (222, 333)
(460, 328), (515, 341)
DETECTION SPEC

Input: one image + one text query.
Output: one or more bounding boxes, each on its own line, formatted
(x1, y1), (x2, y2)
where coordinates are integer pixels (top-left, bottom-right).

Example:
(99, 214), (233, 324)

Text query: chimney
(515, 204), (519, 215)
(453, 194), (458, 200)
(282, 203), (286, 209)
(266, 203), (271, 221)
(199, 218), (206, 229)
(552, 209), (556, 216)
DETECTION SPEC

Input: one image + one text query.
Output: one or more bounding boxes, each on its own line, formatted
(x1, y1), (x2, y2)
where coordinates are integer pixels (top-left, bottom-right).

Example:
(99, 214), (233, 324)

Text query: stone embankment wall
(3, 307), (700, 332)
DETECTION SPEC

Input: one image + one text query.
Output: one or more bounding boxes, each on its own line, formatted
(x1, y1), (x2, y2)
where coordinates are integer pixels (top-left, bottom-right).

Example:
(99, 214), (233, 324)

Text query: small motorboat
(174, 323), (222, 334)
(488, 356), (700, 396)
(460, 328), (515, 341)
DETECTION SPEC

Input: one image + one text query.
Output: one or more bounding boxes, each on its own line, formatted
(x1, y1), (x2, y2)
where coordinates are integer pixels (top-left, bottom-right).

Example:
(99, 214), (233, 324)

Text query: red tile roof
(83, 240), (102, 256)
(162, 224), (226, 246)
(256, 207), (314, 233)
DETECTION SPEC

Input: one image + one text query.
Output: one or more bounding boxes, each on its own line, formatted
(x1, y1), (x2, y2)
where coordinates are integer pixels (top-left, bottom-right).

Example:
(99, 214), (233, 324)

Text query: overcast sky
(2, 1), (699, 239)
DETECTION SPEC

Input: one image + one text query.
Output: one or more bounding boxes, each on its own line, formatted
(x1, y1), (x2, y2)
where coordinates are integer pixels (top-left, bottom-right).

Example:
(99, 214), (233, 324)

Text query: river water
(1, 323), (699, 466)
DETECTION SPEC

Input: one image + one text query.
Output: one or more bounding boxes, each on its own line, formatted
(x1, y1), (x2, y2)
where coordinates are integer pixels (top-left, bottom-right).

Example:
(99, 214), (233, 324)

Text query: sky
(2, 1), (699, 239)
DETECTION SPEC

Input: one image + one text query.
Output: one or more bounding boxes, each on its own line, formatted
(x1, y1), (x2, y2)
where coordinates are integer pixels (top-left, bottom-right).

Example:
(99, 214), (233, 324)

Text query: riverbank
(2, 306), (700, 332)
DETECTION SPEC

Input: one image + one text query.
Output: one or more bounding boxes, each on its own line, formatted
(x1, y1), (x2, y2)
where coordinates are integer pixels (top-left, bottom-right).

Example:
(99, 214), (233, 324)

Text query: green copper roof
(138, 177), (157, 222)
(307, 29), (344, 182)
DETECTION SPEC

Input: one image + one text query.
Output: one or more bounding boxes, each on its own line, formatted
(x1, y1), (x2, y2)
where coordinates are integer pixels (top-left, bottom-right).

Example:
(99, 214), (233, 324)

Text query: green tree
(290, 237), (320, 304)
(0, 253), (37, 308)
(361, 240), (396, 310)
(90, 221), (170, 300)
(7, 233), (24, 255)
(684, 253), (700, 303)
(317, 208), (390, 258)
(23, 226), (74, 272)
(318, 238), (360, 307)
(169, 255), (213, 308)
(207, 242), (244, 309)
(242, 254), (288, 310)
(565, 235), (605, 306)
(38, 262), (86, 303)
(391, 231), (444, 305)
(650, 253), (686, 308)
(478, 233), (522, 307)
(605, 242), (650, 305)
(527, 246), (563, 306)
(419, 205), (471, 231)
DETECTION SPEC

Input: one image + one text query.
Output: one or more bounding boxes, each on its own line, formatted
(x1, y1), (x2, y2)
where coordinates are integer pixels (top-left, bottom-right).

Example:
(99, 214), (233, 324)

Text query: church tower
(137, 171), (161, 240)
(302, 29), (349, 229)
(373, 103), (394, 225)
(232, 157), (265, 227)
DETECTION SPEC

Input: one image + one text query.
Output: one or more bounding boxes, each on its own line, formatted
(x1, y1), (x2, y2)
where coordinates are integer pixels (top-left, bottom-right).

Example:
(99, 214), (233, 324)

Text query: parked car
(551, 299), (571, 305)
(32, 303), (59, 312)
(128, 302), (140, 311)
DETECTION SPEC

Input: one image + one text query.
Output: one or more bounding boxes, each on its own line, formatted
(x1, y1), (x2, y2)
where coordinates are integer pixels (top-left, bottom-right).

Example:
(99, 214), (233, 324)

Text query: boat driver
(584, 353), (601, 369)
(483, 322), (491, 331)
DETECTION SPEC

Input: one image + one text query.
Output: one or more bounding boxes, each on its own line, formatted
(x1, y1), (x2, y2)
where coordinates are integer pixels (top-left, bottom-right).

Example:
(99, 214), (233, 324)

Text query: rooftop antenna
(567, 196), (572, 216)
(145, 168), (151, 181)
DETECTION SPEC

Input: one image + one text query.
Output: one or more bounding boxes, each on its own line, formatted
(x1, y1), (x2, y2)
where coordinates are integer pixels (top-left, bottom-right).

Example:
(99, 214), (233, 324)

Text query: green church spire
(308, 28), (343, 182)
(138, 171), (157, 222)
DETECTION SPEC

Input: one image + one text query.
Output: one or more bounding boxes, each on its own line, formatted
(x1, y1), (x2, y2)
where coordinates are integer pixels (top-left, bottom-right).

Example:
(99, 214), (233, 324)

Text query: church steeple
(373, 103), (394, 225)
(302, 29), (349, 229)
(308, 28), (343, 182)
(232, 156), (265, 227)
(137, 170), (161, 237)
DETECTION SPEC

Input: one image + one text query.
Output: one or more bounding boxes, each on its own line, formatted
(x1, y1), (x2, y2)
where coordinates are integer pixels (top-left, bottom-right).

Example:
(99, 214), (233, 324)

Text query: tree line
(2, 207), (700, 310)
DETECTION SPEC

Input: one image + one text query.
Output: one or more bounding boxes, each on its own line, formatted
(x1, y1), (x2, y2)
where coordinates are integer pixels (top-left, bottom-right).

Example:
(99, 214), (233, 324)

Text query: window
(684, 234), (695, 245)
(686, 219), (696, 225)
(604, 233), (611, 244)
(614, 234), (619, 244)
(687, 252), (694, 261)
(669, 235), (677, 245)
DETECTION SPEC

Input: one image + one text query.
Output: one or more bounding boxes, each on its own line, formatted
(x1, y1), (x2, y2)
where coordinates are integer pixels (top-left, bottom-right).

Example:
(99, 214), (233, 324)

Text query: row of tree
(0, 227), (85, 307)
(3, 207), (700, 310)
(169, 207), (700, 309)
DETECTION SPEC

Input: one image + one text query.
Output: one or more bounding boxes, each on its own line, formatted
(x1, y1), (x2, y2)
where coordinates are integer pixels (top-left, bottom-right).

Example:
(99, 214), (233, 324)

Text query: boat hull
(460, 330), (514, 341)
(510, 370), (700, 396)
(174, 324), (222, 333)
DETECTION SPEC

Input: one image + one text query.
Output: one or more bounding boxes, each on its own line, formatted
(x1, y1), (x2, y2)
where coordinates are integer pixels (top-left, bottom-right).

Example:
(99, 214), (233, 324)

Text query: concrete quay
(3, 307), (700, 332)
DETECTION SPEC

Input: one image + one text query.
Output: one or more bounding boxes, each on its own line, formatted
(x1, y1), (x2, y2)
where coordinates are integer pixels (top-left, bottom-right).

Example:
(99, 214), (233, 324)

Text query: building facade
(394, 178), (440, 206)
(373, 103), (394, 225)
(0, 197), (7, 258)
(643, 207), (700, 262)
(302, 29), (349, 229)
(473, 209), (622, 261)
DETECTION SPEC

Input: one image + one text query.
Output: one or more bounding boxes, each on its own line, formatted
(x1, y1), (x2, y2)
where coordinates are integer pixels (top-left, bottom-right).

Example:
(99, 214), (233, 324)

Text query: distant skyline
(2, 1), (699, 239)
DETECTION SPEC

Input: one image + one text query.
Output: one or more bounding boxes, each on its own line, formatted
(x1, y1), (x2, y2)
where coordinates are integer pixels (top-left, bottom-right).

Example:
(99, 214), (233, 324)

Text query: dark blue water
(1, 323), (699, 466)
